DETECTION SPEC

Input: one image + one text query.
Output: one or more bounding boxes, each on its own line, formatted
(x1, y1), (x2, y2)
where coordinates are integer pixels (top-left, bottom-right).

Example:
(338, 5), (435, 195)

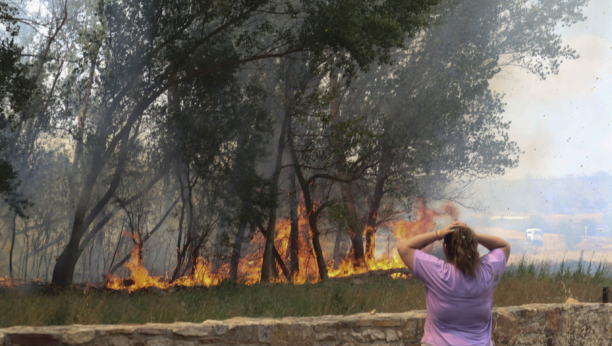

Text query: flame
(0, 276), (15, 287)
(105, 199), (458, 291)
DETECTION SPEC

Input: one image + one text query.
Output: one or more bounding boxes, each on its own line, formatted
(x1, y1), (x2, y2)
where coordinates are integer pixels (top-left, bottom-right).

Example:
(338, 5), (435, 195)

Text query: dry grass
(1, 257), (610, 328)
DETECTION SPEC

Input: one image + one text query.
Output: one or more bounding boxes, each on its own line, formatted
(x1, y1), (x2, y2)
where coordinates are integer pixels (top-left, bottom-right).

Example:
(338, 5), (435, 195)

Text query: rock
(257, 324), (272, 343)
(494, 308), (518, 345)
(226, 324), (255, 343)
(565, 297), (580, 304)
(108, 335), (130, 346)
(364, 329), (385, 341)
(8, 332), (61, 346)
(214, 324), (228, 335)
(172, 326), (213, 337)
(99, 325), (137, 335)
(315, 331), (336, 341)
(270, 323), (313, 346)
(61, 328), (96, 345)
(146, 338), (194, 346)
(386, 330), (400, 342)
(137, 328), (167, 335)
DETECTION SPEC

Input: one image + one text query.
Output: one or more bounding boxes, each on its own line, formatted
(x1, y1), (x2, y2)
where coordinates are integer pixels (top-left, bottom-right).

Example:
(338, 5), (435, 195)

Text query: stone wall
(1, 302), (611, 346)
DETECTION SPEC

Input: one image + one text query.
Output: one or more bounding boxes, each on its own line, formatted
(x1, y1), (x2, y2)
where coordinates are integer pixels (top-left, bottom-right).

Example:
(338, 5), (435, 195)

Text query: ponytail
(443, 226), (480, 278)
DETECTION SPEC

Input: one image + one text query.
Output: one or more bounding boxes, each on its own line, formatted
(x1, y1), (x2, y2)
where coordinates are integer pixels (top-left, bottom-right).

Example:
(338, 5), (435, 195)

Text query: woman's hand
(399, 220), (467, 271)
(439, 221), (466, 238)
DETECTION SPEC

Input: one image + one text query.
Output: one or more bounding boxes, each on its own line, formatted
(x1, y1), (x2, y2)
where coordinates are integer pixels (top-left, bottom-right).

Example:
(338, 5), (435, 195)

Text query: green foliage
(0, 0), (35, 217)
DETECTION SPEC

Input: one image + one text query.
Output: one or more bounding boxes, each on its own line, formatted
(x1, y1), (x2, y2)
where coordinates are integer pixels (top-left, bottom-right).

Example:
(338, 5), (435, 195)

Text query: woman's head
(443, 226), (479, 278)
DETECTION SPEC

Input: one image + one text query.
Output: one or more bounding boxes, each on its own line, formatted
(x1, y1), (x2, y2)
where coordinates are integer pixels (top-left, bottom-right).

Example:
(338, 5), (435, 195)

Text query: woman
(397, 221), (510, 346)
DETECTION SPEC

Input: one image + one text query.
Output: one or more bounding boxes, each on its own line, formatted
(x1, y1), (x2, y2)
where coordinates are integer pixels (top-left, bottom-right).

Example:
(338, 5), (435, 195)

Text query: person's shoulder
(414, 249), (443, 264)
(481, 248), (506, 263)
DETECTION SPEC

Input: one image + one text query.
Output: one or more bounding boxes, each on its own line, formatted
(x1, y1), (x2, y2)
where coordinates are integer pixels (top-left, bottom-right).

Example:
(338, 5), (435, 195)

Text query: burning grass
(1, 256), (611, 328)
(102, 199), (455, 292)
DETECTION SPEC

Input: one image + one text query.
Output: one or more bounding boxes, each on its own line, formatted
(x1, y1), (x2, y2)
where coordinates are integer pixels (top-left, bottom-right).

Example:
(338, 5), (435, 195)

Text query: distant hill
(470, 172), (612, 215)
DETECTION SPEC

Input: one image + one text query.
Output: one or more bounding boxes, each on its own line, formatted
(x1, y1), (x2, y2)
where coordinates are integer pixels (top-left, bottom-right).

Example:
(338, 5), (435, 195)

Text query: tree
(0, 1), (35, 212)
(43, 0), (444, 286)
(316, 0), (587, 266)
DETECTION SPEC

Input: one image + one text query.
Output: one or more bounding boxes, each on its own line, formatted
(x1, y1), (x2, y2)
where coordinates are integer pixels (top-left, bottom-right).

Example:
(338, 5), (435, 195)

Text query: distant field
(481, 226), (612, 265)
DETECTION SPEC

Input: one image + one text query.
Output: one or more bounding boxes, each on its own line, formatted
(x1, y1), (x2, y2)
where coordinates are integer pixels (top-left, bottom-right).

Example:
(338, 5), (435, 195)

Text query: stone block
(108, 336), (130, 346)
(524, 322), (542, 334)
(0, 333), (4, 346)
(225, 324), (255, 343)
(350, 331), (366, 342)
(99, 326), (137, 336)
(8, 332), (61, 346)
(197, 336), (222, 344)
(270, 323), (313, 346)
(315, 331), (336, 341)
(138, 328), (167, 335)
(146, 338), (194, 346)
(172, 326), (213, 337)
(546, 307), (562, 333)
(61, 328), (96, 345)
(373, 317), (402, 328)
(494, 308), (518, 346)
(386, 330), (400, 342)
(401, 318), (418, 339)
(257, 324), (272, 343)
(361, 329), (385, 341)
(214, 325), (228, 336)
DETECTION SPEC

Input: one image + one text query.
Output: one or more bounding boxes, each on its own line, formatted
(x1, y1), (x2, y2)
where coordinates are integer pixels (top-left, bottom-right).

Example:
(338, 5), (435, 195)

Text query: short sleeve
(412, 249), (447, 288)
(480, 248), (507, 283)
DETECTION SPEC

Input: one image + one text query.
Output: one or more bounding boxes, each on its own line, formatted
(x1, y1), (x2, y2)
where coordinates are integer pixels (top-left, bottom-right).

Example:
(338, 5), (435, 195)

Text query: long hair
(443, 226), (480, 278)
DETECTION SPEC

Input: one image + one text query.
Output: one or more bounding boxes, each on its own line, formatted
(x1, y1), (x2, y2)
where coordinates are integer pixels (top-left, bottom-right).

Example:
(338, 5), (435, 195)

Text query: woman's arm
(398, 221), (465, 271)
(477, 234), (511, 263)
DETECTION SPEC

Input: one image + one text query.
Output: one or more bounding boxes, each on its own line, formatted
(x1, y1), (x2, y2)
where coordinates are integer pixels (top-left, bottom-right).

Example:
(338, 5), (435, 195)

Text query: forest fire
(105, 200), (458, 292)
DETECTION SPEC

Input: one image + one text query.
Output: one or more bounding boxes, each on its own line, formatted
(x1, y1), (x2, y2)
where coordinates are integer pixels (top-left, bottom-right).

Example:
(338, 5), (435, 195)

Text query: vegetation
(0, 257), (609, 327)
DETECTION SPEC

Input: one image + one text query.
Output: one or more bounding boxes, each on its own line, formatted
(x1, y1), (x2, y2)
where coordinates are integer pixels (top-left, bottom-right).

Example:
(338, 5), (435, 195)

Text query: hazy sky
(489, 0), (612, 180)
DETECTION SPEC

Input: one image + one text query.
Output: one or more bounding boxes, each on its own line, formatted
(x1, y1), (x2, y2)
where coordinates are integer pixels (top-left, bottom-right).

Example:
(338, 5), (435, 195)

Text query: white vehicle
(525, 228), (544, 246)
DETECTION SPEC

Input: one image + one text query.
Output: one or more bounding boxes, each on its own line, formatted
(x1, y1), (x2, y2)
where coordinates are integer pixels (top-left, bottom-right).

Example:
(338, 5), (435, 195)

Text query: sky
(489, 0), (612, 180)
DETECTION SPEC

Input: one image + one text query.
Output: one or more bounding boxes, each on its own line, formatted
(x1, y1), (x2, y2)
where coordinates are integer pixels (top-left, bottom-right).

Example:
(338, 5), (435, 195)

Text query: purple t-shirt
(412, 248), (507, 346)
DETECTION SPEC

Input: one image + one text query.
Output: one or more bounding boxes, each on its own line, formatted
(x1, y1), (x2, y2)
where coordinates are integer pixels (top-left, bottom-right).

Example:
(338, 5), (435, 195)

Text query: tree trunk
(229, 220), (248, 281)
(73, 43), (102, 166)
(9, 213), (17, 280)
(172, 172), (187, 281)
(288, 166), (300, 277)
(52, 100), (147, 287)
(340, 183), (367, 269)
(332, 225), (344, 269)
(255, 221), (291, 279)
(261, 108), (292, 282)
(364, 151), (394, 264)
(288, 136), (328, 280)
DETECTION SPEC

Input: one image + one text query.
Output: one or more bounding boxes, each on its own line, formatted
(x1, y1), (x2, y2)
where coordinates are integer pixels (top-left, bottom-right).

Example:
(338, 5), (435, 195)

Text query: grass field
(1, 256), (610, 328)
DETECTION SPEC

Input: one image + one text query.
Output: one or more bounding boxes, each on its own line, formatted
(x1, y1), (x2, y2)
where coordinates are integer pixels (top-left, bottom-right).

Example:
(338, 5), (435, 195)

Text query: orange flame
(105, 199), (459, 291)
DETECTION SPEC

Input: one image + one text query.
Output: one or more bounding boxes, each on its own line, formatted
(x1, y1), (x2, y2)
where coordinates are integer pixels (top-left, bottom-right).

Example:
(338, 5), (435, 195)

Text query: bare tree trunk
(229, 222), (247, 281)
(73, 43), (102, 165)
(261, 110), (291, 282)
(172, 173), (187, 281)
(254, 221), (290, 279)
(340, 183), (367, 269)
(332, 225), (344, 269)
(9, 213), (16, 280)
(364, 151), (394, 264)
(327, 73), (367, 269)
(288, 136), (328, 280)
(288, 166), (300, 277)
